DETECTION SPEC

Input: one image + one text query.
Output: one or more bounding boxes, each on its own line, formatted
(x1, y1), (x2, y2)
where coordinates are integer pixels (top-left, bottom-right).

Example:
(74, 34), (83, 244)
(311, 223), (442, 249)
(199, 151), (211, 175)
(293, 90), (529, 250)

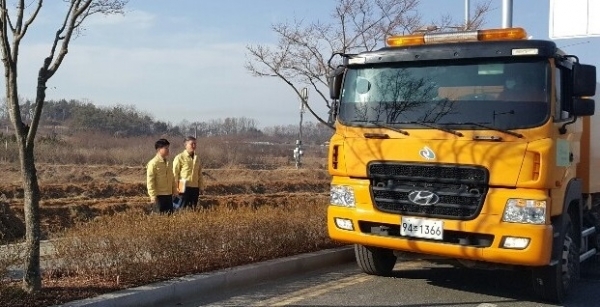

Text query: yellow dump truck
(326, 27), (599, 302)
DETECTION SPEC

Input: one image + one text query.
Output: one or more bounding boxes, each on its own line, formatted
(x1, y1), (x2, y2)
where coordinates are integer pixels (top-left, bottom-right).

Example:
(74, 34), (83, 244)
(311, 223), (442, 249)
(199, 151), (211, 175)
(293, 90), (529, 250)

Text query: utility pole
(299, 90), (305, 143)
(502, 0), (513, 28)
(465, 0), (470, 30)
(294, 88), (308, 169)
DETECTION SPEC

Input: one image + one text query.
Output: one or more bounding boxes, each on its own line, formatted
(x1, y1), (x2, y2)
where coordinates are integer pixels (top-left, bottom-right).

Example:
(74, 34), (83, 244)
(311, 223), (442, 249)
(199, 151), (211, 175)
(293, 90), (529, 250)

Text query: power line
(558, 41), (591, 49)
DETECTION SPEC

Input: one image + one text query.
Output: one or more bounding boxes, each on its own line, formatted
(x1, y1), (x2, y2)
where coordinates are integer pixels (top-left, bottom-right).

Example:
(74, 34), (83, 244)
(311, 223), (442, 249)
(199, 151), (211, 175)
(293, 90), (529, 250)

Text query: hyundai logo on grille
(408, 190), (440, 206)
(419, 146), (436, 160)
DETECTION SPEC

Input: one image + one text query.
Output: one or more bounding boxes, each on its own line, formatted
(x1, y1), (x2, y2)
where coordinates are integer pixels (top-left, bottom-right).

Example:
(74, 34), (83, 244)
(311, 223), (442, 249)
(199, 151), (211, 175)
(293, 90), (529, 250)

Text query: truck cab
(326, 27), (599, 303)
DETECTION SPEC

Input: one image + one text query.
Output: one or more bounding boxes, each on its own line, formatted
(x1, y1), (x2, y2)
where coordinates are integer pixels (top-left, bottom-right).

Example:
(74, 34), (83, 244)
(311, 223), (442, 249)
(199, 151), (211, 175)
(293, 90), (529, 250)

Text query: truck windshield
(339, 59), (550, 130)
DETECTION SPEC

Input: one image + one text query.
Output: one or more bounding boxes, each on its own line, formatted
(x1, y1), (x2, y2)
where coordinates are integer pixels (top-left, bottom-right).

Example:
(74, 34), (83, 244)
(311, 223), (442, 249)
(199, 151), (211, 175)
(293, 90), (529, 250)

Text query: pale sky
(5, 0), (600, 127)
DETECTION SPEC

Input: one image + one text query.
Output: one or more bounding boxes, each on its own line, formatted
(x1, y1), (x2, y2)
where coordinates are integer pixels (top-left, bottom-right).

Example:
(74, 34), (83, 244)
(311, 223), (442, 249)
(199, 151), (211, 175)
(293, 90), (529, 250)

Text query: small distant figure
(173, 136), (205, 209)
(147, 138), (178, 214)
(293, 140), (303, 169)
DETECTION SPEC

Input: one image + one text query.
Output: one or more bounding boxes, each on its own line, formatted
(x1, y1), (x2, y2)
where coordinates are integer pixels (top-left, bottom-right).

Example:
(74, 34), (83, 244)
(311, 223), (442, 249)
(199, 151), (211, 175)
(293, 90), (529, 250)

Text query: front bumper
(328, 203), (553, 267)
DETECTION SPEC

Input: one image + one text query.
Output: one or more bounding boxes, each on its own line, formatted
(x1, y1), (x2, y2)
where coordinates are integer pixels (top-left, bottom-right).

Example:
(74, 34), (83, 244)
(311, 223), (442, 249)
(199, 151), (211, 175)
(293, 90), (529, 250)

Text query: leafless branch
(467, 1), (492, 30)
(19, 0), (43, 40)
(246, 0), (431, 127)
(308, 77), (330, 108)
(6, 7), (15, 33)
(0, 0), (14, 69)
(427, 0), (492, 31)
(45, 0), (87, 77)
(14, 0), (24, 34)
(29, 0), (127, 146)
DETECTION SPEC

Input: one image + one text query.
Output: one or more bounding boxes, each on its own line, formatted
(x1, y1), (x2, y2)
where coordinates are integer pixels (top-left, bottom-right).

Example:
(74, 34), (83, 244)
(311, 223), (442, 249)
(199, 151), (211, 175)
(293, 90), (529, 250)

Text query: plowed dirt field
(0, 163), (330, 241)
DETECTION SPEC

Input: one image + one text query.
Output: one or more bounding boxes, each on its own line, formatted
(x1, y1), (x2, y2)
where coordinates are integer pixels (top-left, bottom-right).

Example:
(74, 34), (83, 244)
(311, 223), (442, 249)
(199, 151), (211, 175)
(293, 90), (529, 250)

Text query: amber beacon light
(386, 27), (528, 47)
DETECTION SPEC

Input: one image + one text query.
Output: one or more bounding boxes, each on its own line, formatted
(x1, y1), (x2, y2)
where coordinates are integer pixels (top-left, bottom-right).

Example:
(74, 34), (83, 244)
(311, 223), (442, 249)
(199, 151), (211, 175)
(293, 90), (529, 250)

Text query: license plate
(400, 217), (444, 240)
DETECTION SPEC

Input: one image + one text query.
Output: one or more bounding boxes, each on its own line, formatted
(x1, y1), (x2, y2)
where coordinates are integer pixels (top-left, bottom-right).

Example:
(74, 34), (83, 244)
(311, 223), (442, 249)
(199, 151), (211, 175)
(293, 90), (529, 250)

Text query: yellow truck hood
(343, 137), (527, 187)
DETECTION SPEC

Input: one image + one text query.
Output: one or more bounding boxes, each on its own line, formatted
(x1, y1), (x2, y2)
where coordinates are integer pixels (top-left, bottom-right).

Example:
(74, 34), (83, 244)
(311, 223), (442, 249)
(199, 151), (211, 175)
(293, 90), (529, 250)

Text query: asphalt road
(171, 258), (600, 307)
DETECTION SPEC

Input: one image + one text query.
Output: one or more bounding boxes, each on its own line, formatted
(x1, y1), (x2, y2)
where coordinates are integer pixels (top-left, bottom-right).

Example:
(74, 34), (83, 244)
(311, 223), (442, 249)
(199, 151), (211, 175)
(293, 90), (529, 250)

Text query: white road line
(251, 274), (373, 306)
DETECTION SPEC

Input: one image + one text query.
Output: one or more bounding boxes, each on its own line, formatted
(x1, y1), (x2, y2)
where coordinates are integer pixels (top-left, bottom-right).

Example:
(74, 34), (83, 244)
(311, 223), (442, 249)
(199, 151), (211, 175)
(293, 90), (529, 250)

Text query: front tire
(531, 215), (579, 303)
(354, 244), (397, 276)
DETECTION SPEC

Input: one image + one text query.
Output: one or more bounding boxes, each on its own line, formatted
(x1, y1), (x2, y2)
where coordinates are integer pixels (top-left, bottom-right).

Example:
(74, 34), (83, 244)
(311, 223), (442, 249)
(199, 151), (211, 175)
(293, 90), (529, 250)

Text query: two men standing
(146, 136), (205, 213)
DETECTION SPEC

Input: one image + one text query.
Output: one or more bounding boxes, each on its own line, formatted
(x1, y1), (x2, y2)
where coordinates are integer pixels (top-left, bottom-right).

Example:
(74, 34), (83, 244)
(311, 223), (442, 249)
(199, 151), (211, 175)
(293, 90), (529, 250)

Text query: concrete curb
(59, 246), (355, 307)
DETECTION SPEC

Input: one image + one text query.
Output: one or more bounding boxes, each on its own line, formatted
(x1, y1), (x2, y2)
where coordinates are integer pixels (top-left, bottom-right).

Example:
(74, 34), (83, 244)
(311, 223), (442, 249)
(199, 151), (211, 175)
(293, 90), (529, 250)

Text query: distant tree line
(0, 99), (332, 145)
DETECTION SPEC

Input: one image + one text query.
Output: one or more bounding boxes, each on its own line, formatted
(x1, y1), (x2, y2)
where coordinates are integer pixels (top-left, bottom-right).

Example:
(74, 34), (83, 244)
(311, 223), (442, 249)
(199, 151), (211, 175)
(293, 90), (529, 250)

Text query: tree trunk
(20, 142), (41, 292)
(20, 70), (49, 293)
(14, 66), (48, 293)
(2, 53), (42, 293)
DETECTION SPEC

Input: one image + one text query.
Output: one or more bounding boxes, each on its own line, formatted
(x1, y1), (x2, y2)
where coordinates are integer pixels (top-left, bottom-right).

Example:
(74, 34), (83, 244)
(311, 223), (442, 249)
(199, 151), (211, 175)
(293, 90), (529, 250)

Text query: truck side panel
(577, 83), (600, 194)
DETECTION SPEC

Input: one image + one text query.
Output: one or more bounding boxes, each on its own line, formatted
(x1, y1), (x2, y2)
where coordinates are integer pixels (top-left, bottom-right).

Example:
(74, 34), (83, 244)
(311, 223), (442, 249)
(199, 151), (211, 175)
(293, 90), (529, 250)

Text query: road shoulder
(59, 246), (354, 307)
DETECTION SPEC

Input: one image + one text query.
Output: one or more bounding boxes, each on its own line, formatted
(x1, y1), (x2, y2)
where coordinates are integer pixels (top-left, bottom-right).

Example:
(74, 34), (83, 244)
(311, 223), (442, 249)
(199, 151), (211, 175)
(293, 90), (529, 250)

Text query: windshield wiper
(449, 122), (524, 138)
(391, 121), (463, 137)
(353, 120), (409, 136)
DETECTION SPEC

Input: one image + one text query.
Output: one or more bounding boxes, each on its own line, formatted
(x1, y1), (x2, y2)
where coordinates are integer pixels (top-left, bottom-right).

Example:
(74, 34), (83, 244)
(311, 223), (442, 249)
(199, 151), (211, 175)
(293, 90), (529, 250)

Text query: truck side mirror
(328, 67), (345, 100)
(572, 97), (595, 117)
(572, 63), (596, 97)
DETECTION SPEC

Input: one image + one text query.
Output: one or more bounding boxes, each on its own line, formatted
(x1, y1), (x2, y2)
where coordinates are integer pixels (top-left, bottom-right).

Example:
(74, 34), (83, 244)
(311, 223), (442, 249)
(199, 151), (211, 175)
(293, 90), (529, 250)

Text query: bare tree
(0, 0), (127, 292)
(245, 0), (491, 127)
(429, 1), (491, 32)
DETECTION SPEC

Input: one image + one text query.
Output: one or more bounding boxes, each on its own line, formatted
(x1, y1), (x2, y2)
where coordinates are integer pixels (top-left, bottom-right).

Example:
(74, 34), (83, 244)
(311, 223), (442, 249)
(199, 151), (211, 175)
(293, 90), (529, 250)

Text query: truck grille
(369, 163), (487, 184)
(368, 162), (489, 220)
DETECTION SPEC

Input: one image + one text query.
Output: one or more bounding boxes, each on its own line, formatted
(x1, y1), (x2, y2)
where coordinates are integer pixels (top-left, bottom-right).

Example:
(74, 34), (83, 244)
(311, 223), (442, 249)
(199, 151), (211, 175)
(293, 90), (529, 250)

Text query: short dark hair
(155, 138), (170, 150)
(184, 136), (196, 142)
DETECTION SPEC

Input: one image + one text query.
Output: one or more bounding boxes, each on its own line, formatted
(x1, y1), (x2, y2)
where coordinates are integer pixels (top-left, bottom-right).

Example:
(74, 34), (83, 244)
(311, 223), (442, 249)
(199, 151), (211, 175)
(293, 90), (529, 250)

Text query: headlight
(330, 185), (356, 207)
(502, 199), (546, 224)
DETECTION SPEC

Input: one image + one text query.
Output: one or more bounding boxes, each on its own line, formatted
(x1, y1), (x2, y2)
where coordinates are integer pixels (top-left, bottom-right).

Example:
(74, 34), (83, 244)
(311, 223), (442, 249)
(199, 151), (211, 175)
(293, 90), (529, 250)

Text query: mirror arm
(328, 52), (352, 69)
(559, 116), (578, 135)
(564, 54), (580, 63)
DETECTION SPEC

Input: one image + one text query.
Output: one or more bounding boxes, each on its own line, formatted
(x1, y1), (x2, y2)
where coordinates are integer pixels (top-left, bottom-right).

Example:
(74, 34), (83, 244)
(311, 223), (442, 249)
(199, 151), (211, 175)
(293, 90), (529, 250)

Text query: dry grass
(0, 200), (25, 242)
(49, 201), (331, 282)
(0, 198), (338, 307)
